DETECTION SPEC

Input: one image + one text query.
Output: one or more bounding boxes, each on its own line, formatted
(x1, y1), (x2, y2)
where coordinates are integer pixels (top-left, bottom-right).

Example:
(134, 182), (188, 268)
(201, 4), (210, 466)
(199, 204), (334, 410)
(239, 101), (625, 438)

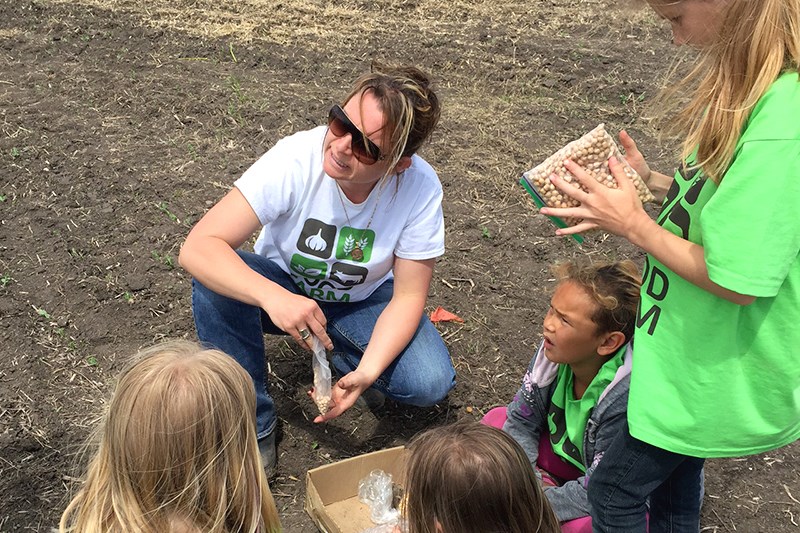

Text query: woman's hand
(540, 157), (650, 238)
(313, 370), (373, 422)
(619, 129), (652, 183)
(179, 188), (332, 350)
(262, 291), (333, 350)
(619, 130), (673, 202)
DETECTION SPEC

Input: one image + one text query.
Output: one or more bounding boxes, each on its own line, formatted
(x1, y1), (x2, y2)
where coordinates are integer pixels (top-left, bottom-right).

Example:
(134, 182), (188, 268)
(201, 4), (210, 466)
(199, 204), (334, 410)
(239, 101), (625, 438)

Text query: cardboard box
(305, 446), (407, 533)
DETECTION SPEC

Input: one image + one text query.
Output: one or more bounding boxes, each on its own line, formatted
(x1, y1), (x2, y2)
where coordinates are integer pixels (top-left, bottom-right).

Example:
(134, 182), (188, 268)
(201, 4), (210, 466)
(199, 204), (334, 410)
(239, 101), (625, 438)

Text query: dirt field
(1, 0), (798, 531)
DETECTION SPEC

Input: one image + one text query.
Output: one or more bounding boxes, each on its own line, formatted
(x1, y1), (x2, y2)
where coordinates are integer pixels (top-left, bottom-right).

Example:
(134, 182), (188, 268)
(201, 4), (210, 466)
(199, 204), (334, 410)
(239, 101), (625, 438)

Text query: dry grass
(40, 0), (671, 198)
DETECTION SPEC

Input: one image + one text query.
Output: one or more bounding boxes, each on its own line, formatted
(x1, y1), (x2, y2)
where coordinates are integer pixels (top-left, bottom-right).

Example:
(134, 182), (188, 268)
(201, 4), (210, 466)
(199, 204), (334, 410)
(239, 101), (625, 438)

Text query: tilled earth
(1, 0), (797, 531)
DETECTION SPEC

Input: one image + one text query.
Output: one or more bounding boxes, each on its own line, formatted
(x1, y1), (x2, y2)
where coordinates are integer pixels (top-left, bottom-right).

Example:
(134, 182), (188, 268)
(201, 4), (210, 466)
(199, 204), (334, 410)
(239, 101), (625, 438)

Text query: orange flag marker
(429, 306), (464, 323)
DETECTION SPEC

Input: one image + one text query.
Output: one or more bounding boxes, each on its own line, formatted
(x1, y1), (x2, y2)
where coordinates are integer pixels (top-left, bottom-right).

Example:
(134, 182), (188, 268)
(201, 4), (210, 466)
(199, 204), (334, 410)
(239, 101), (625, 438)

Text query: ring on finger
(299, 328), (311, 340)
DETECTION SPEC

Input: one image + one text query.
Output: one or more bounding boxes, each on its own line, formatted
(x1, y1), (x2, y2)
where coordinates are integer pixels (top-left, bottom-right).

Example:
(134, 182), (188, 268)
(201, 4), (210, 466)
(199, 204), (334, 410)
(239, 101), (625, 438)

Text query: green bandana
(547, 346), (626, 471)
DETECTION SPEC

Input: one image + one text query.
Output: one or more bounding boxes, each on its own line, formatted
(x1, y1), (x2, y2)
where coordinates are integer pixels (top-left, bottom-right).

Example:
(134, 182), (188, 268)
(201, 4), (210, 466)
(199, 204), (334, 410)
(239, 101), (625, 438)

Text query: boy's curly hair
(552, 260), (642, 342)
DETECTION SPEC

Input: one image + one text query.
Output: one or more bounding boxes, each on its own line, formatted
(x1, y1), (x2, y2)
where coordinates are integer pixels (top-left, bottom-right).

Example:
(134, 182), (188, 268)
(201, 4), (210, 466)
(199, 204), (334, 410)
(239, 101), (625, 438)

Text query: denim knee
(405, 380), (454, 406)
(388, 363), (455, 406)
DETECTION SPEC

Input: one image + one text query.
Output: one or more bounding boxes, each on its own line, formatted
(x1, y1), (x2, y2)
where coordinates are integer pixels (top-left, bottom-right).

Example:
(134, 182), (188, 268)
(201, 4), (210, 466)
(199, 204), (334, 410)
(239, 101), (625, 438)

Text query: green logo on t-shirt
(289, 254), (327, 280)
(637, 163), (714, 337)
(335, 227), (375, 263)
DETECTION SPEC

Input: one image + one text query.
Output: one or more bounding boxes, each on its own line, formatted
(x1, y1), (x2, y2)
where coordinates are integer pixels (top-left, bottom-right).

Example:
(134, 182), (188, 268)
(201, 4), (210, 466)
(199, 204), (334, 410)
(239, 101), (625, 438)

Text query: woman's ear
(597, 331), (626, 356)
(393, 156), (413, 174)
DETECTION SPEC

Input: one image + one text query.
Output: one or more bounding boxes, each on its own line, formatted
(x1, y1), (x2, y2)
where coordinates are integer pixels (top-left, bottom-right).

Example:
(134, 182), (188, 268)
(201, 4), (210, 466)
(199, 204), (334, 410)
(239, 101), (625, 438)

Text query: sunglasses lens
(353, 142), (378, 165)
(328, 116), (348, 139)
(327, 106), (381, 165)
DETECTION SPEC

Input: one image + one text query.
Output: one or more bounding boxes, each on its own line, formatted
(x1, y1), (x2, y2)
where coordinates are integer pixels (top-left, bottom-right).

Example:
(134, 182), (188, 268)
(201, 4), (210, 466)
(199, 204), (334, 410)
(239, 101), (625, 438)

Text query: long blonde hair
(59, 341), (281, 533)
(402, 421), (560, 533)
(656, 0), (800, 183)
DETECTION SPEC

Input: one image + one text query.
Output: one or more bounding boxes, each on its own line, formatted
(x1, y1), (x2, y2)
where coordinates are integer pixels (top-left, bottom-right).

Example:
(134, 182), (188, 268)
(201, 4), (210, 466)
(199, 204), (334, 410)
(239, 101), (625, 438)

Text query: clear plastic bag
(521, 123), (655, 228)
(360, 522), (406, 533)
(358, 469), (400, 525)
(310, 335), (332, 415)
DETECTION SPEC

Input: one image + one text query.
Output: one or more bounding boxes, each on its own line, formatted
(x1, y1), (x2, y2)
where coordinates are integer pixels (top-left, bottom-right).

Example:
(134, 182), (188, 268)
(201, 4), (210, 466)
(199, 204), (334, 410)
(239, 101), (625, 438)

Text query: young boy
(485, 260), (641, 525)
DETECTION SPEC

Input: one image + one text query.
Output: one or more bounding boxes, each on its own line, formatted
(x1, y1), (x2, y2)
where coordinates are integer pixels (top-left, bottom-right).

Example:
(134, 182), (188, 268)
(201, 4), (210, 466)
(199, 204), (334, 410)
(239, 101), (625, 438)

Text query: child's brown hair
(403, 420), (560, 533)
(59, 340), (281, 533)
(552, 260), (641, 342)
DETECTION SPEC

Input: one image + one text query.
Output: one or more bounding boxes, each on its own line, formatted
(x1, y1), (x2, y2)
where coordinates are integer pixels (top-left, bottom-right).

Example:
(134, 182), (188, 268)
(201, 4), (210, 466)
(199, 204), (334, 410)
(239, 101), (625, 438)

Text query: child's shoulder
(762, 71), (800, 108)
(746, 71), (800, 140)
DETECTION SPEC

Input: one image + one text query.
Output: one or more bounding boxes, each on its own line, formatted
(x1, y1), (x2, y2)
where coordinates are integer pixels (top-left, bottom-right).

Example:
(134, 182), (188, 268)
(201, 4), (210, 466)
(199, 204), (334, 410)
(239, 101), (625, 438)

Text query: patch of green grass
(34, 306), (51, 320)
(122, 291), (135, 303)
(620, 92), (647, 105)
(480, 225), (493, 240)
(67, 339), (79, 352)
(151, 250), (176, 269)
(1, 274), (13, 287)
(157, 201), (180, 223)
(10, 147), (20, 158)
(86, 355), (98, 366)
(228, 75), (244, 101)
(187, 143), (198, 160)
(68, 247), (85, 259)
(226, 75), (248, 125)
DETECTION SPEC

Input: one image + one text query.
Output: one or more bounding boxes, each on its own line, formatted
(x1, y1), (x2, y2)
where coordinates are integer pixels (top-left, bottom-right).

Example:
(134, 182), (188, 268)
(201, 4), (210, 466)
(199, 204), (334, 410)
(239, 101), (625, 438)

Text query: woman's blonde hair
(552, 260), (642, 343)
(402, 421), (560, 533)
(655, 0), (800, 183)
(343, 62), (441, 171)
(59, 341), (281, 533)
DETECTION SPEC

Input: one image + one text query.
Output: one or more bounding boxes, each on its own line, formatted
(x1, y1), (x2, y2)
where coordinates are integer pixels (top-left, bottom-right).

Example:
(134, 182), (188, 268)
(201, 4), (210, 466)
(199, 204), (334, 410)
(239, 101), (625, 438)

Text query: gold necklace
(335, 178), (389, 261)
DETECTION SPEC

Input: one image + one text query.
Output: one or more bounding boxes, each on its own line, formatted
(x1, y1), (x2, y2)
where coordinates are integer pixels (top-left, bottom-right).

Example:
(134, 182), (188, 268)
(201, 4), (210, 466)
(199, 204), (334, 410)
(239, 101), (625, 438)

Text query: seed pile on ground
(523, 124), (655, 226)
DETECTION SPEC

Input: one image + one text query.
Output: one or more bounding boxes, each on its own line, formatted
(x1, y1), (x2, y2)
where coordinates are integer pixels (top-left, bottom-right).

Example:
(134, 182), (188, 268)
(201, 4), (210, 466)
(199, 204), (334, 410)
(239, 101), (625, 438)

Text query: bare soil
(1, 0), (797, 531)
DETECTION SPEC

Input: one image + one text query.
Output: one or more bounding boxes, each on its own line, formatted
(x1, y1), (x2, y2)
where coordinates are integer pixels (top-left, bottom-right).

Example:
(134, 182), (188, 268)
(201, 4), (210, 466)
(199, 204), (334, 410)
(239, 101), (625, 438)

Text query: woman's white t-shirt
(234, 126), (445, 303)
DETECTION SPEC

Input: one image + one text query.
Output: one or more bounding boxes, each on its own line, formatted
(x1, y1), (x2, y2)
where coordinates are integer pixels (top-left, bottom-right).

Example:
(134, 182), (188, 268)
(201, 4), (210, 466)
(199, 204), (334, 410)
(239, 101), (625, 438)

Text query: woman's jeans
(192, 251), (456, 439)
(588, 420), (705, 533)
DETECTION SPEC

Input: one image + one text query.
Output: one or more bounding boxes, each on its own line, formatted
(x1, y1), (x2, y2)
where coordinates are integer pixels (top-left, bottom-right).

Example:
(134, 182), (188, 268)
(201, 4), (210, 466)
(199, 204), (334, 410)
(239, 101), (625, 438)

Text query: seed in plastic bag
(313, 393), (330, 415)
(521, 123), (656, 228)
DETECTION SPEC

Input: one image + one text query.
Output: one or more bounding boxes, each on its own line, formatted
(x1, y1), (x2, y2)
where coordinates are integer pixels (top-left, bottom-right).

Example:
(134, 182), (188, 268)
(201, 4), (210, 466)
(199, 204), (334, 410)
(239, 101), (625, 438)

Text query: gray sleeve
(501, 354), (548, 471)
(545, 478), (590, 522)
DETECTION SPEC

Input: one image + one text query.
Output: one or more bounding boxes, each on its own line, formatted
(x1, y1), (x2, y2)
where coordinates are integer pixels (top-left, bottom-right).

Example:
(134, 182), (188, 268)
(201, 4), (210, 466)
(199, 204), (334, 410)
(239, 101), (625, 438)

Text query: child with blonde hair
(400, 420), (560, 533)
(482, 260), (641, 532)
(59, 341), (281, 533)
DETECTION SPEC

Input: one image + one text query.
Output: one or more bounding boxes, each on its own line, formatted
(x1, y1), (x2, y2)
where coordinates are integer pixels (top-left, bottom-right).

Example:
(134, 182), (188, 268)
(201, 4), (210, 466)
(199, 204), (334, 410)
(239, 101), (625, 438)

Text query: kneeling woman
(179, 63), (455, 470)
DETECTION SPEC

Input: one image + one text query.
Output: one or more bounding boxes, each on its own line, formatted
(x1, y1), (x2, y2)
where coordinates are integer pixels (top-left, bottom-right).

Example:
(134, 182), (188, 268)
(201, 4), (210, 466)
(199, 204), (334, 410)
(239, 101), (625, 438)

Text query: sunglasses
(327, 105), (384, 165)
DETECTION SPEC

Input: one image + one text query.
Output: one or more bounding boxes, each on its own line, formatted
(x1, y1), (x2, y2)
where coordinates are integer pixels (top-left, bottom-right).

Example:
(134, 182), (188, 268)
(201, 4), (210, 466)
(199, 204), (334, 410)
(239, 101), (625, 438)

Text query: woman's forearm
(356, 294), (426, 382)
(355, 257), (435, 383)
(179, 236), (287, 309)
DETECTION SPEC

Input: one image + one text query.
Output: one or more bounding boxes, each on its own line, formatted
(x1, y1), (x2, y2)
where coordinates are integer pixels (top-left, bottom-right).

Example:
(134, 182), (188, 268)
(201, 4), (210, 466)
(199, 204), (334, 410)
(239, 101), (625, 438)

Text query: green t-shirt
(548, 347), (626, 471)
(629, 72), (800, 457)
